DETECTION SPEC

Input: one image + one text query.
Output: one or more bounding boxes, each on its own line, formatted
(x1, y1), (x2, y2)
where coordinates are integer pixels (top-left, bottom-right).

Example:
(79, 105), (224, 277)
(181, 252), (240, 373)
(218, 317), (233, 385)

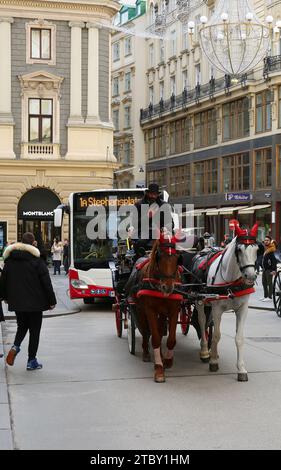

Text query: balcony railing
(21, 143), (60, 158)
(140, 74), (250, 123)
(263, 55), (281, 79)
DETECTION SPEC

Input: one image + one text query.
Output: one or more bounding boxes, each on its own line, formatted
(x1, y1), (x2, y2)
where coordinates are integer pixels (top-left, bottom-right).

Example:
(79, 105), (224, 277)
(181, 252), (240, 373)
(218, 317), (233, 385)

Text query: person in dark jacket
(63, 239), (69, 275)
(260, 235), (277, 302)
(256, 241), (264, 274)
(0, 232), (57, 370)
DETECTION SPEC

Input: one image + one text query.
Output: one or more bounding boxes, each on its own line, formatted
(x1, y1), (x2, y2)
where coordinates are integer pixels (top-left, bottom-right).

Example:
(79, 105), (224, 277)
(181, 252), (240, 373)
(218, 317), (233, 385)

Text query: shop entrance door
(18, 219), (59, 253)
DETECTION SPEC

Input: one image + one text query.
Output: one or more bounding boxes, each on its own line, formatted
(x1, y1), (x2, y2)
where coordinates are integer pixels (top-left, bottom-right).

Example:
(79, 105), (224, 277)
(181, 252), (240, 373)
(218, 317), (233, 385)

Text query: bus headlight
(71, 279), (88, 289)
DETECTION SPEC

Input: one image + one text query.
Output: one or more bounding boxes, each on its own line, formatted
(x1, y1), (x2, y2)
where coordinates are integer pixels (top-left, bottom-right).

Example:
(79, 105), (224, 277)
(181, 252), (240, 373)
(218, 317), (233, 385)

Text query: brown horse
(134, 232), (183, 383)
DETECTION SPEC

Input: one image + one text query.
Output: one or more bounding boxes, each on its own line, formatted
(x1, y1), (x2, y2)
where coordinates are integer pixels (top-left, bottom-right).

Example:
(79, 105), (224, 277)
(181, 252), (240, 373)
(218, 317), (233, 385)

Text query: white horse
(196, 222), (258, 382)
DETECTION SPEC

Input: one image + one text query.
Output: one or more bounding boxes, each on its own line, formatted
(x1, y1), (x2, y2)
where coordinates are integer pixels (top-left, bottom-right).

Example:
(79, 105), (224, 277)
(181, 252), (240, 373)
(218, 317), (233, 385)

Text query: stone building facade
(140, 0), (281, 241)
(0, 0), (119, 252)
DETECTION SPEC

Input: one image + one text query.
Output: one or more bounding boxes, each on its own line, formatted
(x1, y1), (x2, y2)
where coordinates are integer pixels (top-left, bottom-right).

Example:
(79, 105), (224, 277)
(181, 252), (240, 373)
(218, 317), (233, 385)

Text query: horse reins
(212, 237), (257, 285)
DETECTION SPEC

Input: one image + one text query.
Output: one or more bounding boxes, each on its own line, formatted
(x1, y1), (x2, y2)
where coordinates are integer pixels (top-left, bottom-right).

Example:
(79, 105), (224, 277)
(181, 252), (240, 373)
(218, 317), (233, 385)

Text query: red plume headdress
(231, 220), (258, 245)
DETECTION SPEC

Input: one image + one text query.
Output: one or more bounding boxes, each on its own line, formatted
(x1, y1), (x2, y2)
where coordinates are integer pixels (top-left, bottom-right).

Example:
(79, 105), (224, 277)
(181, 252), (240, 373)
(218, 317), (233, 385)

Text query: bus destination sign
(77, 195), (139, 210)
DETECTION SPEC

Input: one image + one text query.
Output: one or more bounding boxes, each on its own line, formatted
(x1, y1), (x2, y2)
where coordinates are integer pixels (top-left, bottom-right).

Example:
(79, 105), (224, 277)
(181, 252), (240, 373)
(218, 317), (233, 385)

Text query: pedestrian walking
(51, 237), (63, 275)
(0, 232), (56, 370)
(63, 239), (69, 275)
(256, 241), (264, 274)
(260, 235), (277, 302)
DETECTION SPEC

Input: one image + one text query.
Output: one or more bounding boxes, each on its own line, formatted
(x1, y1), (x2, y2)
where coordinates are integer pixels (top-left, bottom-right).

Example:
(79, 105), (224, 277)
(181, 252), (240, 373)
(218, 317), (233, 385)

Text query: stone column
(0, 17), (13, 117)
(0, 17), (15, 159)
(86, 23), (100, 123)
(68, 21), (84, 123)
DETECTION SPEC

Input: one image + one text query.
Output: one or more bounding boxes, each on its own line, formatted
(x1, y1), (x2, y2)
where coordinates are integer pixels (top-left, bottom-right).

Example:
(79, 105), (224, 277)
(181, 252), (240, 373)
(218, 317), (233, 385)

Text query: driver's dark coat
(133, 194), (172, 239)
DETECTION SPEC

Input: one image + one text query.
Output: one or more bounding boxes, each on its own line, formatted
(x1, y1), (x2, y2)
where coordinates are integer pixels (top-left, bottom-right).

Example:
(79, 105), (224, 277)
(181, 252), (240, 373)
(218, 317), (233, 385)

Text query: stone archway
(17, 188), (61, 252)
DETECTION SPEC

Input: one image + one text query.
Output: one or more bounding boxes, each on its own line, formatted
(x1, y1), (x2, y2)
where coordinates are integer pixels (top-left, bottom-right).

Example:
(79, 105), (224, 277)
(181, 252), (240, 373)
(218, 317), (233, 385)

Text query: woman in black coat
(0, 232), (56, 370)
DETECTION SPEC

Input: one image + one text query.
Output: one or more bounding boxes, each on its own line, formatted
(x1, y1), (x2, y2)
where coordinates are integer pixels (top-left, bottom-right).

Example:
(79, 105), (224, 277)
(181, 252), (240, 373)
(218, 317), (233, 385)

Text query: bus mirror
(54, 207), (63, 227)
(162, 190), (169, 202)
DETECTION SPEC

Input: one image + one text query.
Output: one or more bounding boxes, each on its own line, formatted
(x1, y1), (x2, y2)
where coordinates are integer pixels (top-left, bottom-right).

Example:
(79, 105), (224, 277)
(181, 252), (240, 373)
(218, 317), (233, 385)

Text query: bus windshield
(72, 190), (145, 269)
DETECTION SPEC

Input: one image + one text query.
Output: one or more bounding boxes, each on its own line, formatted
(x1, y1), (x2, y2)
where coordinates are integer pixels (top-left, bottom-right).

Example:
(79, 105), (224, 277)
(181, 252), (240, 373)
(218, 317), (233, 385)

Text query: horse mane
(145, 239), (158, 275)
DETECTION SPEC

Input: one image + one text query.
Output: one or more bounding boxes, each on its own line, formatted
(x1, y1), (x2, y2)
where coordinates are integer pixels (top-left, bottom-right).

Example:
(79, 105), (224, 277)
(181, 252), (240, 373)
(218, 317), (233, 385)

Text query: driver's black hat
(147, 183), (160, 194)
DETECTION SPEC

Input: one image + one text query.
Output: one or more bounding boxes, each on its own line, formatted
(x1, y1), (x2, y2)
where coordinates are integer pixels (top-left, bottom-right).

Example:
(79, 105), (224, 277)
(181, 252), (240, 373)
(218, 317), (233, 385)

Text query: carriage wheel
(180, 303), (191, 336)
(273, 272), (281, 318)
(127, 305), (136, 355)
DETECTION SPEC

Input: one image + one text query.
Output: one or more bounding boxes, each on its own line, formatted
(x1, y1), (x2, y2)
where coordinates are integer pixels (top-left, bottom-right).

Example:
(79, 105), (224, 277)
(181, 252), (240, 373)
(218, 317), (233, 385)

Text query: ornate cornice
(18, 70), (64, 97)
(0, 0), (120, 18)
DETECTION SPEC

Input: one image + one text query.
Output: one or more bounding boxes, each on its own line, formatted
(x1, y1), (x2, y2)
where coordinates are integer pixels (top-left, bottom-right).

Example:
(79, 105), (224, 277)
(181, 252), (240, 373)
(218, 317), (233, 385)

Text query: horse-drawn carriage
(113, 221), (259, 383)
(113, 235), (210, 342)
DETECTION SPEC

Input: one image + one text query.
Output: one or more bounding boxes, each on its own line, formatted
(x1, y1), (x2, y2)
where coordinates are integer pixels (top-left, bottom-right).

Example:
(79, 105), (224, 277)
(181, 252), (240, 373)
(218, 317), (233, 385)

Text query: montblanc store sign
(22, 211), (54, 217)
(18, 188), (60, 221)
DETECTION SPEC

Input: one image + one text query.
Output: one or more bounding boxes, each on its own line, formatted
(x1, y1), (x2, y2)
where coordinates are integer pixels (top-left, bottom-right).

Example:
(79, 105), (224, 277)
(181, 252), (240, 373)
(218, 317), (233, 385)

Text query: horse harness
(133, 240), (184, 300)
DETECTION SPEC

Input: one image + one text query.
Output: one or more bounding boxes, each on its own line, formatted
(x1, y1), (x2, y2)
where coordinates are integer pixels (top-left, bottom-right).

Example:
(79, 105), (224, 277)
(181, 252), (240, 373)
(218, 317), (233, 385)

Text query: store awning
(182, 209), (207, 216)
(206, 206), (249, 216)
(238, 204), (271, 214)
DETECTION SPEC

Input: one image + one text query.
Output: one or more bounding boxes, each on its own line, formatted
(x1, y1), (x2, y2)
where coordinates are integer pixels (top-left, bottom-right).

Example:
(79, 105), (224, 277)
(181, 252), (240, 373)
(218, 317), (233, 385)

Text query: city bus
(54, 188), (173, 302)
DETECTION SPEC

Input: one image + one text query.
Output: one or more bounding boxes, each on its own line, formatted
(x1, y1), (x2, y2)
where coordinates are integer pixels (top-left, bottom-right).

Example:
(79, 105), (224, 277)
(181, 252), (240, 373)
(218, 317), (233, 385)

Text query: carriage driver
(124, 183), (174, 301)
(131, 183), (174, 258)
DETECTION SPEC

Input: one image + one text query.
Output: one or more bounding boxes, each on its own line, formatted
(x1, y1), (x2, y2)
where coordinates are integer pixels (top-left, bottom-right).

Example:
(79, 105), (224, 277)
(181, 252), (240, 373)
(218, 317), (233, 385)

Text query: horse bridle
(154, 242), (179, 281)
(235, 236), (257, 273)
(211, 237), (257, 285)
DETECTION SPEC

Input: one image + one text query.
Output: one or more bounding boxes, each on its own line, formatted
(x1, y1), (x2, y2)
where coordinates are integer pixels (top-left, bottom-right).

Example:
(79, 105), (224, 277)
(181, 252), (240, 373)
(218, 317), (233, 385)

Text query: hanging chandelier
(197, 0), (278, 77)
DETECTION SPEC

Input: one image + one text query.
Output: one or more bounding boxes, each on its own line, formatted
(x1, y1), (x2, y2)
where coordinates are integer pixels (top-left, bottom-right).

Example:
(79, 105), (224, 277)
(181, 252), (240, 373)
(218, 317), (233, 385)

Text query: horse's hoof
(209, 363), (219, 372)
(200, 356), (210, 363)
(238, 373), (248, 382)
(154, 365), (165, 383)
(142, 352), (151, 362)
(163, 357), (173, 369)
